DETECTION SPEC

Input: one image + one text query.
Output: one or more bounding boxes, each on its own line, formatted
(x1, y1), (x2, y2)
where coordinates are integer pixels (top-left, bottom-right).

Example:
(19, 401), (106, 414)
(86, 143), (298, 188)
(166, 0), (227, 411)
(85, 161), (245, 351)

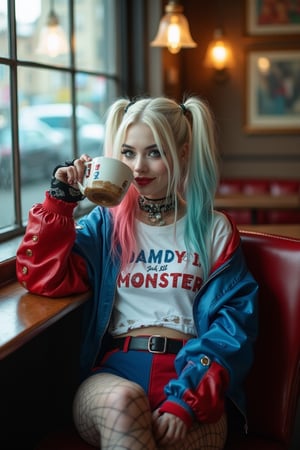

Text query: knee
(100, 381), (151, 434)
(104, 380), (147, 411)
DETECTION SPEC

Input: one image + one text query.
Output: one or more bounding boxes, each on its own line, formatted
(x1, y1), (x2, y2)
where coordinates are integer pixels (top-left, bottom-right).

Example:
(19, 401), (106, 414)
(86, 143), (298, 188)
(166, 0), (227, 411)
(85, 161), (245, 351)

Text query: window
(0, 0), (121, 259)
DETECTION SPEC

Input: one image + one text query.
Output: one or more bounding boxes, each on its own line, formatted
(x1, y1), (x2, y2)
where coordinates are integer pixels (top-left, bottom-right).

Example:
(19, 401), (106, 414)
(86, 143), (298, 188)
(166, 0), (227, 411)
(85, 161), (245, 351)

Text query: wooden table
(0, 281), (91, 449)
(215, 193), (300, 224)
(238, 224), (300, 240)
(0, 282), (90, 359)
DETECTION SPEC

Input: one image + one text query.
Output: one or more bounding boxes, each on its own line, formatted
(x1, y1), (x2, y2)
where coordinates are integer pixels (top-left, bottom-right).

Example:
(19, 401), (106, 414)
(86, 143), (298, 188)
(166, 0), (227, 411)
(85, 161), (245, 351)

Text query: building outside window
(0, 0), (121, 259)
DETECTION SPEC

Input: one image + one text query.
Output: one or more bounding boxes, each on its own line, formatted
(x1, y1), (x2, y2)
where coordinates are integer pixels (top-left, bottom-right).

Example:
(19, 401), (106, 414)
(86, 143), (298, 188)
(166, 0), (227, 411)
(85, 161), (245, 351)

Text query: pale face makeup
(120, 123), (171, 200)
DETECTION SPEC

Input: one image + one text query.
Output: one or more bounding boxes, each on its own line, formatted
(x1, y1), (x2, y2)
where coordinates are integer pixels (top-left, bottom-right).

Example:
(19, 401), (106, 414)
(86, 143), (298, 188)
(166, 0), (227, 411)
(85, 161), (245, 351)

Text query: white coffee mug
(78, 156), (133, 207)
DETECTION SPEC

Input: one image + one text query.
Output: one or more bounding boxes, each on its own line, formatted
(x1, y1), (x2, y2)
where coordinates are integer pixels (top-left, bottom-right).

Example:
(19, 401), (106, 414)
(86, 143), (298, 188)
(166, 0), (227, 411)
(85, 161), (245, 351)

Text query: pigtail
(107, 98), (139, 268)
(183, 98), (219, 280)
(110, 184), (138, 268)
(103, 98), (129, 157)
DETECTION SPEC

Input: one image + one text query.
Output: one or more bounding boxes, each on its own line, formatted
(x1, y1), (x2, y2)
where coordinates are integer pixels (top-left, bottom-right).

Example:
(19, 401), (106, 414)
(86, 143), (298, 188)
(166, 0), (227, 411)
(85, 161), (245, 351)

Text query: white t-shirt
(109, 211), (232, 336)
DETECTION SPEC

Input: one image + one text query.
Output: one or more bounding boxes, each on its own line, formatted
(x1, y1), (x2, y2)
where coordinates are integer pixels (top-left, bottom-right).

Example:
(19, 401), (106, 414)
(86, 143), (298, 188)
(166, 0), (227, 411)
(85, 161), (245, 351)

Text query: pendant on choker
(138, 195), (175, 226)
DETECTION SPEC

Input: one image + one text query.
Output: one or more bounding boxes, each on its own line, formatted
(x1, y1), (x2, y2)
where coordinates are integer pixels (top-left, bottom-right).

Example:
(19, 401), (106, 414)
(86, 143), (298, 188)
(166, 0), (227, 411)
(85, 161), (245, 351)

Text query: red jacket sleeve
(16, 192), (90, 297)
(159, 361), (229, 427)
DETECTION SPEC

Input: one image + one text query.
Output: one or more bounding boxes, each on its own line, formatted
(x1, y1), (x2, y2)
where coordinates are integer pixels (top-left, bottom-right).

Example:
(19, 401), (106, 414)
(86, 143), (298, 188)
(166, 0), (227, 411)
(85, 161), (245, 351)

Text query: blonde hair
(104, 96), (219, 280)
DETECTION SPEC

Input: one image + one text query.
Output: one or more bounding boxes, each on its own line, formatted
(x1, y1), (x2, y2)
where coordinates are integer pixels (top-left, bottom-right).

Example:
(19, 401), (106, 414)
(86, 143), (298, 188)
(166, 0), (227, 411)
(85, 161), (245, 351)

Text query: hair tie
(179, 103), (188, 115)
(124, 100), (135, 113)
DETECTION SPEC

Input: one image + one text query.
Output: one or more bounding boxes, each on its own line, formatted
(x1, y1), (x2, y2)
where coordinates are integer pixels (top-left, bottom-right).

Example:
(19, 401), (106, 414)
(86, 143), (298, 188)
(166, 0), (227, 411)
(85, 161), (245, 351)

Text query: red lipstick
(135, 177), (155, 186)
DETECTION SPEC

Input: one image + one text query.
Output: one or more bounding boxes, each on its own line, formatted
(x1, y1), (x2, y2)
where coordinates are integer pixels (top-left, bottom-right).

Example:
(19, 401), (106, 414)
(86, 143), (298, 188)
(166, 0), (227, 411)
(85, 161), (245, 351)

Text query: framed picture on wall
(246, 0), (300, 35)
(245, 48), (300, 134)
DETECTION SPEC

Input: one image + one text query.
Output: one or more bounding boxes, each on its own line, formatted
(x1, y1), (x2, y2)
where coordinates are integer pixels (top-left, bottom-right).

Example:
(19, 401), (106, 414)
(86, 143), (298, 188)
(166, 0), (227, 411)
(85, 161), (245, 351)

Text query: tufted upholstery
(36, 232), (300, 450)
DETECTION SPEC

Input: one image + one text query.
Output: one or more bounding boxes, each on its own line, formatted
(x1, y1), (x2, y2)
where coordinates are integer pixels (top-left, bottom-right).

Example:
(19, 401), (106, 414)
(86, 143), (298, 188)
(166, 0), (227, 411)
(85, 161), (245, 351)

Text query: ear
(180, 143), (189, 162)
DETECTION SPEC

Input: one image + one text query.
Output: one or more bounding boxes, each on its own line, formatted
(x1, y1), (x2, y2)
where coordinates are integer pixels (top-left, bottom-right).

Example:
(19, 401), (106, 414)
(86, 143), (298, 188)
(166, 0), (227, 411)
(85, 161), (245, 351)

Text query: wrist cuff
(159, 400), (194, 429)
(49, 176), (85, 202)
(44, 191), (77, 216)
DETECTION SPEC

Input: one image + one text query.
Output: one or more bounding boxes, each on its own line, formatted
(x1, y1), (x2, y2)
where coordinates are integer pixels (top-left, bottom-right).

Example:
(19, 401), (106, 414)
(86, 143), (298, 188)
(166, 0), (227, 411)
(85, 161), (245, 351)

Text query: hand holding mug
(55, 154), (92, 187)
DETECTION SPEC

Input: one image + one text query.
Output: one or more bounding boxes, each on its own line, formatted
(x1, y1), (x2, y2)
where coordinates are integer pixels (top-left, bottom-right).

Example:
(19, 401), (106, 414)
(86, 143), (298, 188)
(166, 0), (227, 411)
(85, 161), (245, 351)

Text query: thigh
(73, 372), (150, 447)
(73, 372), (147, 417)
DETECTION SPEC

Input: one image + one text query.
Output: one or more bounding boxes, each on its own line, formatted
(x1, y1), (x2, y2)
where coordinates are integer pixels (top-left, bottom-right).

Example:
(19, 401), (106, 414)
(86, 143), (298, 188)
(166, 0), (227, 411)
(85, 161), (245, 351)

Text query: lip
(135, 177), (155, 186)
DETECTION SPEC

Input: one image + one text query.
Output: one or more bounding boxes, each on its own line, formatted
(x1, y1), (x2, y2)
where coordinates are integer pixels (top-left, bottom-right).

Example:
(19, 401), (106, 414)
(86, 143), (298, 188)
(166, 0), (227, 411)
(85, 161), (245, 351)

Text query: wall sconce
(150, 0), (197, 54)
(204, 28), (233, 80)
(36, 0), (68, 57)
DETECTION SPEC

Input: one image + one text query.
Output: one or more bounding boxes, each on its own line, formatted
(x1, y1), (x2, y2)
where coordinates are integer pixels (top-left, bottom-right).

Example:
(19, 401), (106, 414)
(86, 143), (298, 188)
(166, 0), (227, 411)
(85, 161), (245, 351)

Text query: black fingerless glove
(48, 160), (85, 203)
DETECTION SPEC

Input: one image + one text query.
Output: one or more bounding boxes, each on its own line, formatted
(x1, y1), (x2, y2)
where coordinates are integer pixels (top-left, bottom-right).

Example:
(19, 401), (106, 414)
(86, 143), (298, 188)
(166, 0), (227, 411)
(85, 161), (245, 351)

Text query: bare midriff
(116, 326), (194, 340)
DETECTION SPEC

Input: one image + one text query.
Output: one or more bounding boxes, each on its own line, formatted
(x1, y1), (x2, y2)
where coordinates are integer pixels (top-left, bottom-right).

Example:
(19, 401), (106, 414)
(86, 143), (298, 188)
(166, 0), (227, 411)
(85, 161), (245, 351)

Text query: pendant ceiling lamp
(36, 0), (68, 57)
(150, 0), (197, 54)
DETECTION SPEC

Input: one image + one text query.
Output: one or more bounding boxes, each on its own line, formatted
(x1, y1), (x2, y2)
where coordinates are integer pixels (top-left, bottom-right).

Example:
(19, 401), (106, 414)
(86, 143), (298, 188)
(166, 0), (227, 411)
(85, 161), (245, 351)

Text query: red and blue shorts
(92, 339), (179, 411)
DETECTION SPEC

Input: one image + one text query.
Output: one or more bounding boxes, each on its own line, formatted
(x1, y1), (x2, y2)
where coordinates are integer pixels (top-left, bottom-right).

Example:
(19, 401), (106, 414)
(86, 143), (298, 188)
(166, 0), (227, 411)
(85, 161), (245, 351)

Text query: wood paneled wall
(159, 0), (300, 179)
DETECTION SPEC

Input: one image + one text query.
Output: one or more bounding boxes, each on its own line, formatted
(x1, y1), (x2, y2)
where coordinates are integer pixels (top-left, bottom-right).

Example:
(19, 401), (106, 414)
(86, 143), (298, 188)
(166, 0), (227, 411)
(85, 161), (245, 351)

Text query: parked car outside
(20, 103), (104, 158)
(0, 118), (64, 188)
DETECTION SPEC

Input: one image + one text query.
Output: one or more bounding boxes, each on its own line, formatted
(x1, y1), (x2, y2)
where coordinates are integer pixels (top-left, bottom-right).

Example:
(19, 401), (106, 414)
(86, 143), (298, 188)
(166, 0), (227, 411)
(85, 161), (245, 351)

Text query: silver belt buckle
(147, 335), (167, 354)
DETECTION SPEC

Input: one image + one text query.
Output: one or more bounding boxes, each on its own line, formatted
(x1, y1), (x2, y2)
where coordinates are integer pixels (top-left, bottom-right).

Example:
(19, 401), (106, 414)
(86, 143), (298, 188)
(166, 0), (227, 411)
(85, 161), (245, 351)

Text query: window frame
(0, 0), (124, 257)
(0, 0), (155, 264)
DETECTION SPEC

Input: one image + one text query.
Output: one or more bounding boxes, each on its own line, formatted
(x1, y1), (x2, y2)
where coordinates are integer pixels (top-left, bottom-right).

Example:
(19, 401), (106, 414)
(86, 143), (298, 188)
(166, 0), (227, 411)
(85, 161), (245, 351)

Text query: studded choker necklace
(138, 195), (176, 226)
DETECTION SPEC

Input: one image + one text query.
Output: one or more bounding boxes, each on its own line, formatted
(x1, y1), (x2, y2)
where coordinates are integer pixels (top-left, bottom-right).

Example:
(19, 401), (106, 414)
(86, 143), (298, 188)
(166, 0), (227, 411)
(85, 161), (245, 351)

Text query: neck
(137, 195), (176, 226)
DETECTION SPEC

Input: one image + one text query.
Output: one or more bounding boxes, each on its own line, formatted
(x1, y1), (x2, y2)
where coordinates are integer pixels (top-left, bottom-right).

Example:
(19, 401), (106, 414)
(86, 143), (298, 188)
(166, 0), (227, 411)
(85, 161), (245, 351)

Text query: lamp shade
(204, 28), (233, 70)
(150, 2), (197, 54)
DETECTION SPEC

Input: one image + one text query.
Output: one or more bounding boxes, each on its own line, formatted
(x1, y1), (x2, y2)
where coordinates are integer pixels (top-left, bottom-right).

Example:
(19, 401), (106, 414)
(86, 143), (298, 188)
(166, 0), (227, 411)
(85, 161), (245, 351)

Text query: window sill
(0, 236), (90, 360)
(0, 235), (23, 263)
(0, 280), (90, 359)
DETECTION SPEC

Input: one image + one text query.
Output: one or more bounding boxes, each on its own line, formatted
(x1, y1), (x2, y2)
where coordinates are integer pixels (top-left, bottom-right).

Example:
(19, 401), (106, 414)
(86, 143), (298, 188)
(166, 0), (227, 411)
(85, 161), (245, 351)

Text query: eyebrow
(121, 144), (159, 151)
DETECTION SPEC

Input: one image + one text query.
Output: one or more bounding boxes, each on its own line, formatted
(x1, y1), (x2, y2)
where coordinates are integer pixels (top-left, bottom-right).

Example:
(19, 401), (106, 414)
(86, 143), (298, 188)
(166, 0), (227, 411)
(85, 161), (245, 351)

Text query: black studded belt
(111, 335), (186, 354)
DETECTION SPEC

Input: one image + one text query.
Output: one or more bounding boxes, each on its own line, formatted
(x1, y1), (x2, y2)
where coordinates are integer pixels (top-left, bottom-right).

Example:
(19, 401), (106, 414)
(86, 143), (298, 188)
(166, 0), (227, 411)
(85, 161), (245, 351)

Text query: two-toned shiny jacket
(16, 192), (258, 428)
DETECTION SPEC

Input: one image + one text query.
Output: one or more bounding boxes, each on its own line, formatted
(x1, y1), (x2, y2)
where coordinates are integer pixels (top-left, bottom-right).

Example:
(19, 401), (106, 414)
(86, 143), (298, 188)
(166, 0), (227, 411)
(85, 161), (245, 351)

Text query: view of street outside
(1, 180), (49, 229)
(0, 0), (117, 236)
(0, 179), (94, 229)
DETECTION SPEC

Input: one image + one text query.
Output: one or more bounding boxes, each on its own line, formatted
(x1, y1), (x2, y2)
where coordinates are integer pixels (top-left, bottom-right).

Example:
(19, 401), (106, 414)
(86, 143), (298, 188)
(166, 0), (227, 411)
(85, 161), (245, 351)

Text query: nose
(133, 154), (147, 173)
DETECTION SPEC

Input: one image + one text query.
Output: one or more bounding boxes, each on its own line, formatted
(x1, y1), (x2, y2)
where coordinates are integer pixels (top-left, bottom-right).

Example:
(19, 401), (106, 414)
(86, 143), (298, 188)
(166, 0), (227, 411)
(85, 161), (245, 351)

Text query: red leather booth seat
(36, 232), (300, 450)
(217, 179), (300, 224)
(225, 232), (300, 449)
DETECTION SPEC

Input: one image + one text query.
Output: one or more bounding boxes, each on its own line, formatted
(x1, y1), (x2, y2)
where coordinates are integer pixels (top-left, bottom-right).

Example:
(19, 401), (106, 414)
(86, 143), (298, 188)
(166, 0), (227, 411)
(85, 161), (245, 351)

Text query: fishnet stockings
(73, 373), (227, 450)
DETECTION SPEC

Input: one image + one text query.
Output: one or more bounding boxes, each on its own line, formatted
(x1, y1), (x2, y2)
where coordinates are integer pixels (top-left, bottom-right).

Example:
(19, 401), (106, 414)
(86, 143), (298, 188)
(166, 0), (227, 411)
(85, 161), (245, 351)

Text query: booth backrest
(218, 179), (300, 197)
(218, 179), (300, 224)
(239, 231), (300, 446)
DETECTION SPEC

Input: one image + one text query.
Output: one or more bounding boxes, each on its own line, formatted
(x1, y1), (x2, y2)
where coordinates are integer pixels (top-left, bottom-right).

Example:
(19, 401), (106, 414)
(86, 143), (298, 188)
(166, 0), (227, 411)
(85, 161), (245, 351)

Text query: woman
(16, 96), (258, 449)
